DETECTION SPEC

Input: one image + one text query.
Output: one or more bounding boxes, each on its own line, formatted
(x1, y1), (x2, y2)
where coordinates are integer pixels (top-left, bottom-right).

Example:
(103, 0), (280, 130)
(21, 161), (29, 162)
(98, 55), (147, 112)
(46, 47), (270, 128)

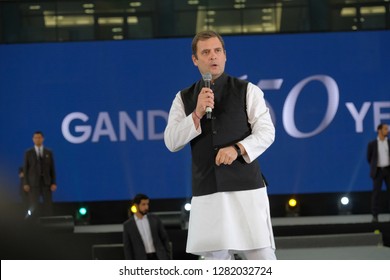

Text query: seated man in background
(123, 193), (171, 260)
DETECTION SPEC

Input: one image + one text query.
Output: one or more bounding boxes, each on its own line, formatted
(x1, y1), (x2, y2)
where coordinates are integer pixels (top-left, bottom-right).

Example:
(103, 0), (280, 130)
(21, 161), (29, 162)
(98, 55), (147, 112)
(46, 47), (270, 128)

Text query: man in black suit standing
(367, 123), (390, 223)
(123, 194), (171, 260)
(23, 131), (57, 218)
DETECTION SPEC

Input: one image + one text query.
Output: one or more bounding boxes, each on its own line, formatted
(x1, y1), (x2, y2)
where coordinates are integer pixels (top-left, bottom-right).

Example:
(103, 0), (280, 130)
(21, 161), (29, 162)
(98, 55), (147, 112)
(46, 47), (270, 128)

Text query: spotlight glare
(288, 198), (297, 208)
(285, 197), (300, 217)
(341, 196), (349, 206)
(76, 205), (90, 225)
(130, 205), (137, 214)
(78, 207), (88, 216)
(181, 201), (191, 230)
(184, 203), (191, 211)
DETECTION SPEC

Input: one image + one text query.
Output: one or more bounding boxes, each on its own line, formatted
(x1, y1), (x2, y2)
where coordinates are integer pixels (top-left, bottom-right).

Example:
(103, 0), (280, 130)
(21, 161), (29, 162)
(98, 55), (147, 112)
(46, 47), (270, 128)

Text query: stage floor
(74, 213), (390, 233)
(272, 214), (390, 226)
(276, 245), (390, 260)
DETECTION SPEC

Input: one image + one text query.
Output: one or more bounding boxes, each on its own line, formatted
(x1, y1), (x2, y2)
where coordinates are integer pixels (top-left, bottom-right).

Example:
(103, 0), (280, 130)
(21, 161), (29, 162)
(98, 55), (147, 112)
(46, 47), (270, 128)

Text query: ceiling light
(234, 4), (245, 9)
(188, 0), (199, 5)
(29, 5), (41, 10)
(361, 6), (386, 15)
(127, 16), (139, 24)
(129, 2), (142, 7)
(82, 3), (94, 9)
(98, 17), (124, 25)
(113, 35), (124, 40)
(341, 7), (356, 17)
(44, 15), (93, 27)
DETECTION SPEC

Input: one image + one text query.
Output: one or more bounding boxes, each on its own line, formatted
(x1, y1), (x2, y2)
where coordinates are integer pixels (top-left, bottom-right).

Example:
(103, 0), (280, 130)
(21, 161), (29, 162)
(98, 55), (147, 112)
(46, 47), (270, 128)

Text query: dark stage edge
(75, 214), (390, 259)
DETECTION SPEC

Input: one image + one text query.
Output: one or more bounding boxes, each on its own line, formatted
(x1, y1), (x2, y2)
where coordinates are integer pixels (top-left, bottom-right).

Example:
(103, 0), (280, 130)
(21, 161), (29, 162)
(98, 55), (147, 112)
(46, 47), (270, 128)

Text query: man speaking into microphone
(164, 31), (276, 260)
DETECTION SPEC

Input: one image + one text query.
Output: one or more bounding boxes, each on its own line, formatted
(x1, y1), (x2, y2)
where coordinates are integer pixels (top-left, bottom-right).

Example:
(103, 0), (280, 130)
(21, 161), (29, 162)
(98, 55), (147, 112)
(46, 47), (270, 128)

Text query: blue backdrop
(0, 31), (389, 202)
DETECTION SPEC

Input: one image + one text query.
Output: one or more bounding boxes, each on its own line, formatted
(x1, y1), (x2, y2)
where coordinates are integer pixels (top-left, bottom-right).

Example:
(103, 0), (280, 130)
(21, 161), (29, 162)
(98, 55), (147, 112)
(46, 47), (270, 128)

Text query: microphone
(202, 72), (212, 119)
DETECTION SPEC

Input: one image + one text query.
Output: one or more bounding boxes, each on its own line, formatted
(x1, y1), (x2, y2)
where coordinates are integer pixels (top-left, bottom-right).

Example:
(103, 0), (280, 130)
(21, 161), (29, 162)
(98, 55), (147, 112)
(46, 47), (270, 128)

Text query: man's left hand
(215, 146), (238, 166)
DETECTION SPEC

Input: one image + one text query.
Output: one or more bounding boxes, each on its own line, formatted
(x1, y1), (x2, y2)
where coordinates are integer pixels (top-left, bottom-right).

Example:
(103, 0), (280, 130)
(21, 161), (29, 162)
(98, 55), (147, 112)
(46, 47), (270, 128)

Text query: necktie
(37, 147), (43, 176)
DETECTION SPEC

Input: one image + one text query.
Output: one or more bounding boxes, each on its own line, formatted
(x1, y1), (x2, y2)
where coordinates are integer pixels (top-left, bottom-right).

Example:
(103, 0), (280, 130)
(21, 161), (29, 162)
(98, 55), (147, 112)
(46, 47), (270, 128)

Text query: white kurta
(164, 81), (275, 254)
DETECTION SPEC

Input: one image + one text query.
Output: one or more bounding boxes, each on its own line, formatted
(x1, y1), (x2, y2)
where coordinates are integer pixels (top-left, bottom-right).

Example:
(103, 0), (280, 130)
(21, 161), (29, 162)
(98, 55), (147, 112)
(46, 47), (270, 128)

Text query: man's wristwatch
(234, 144), (242, 157)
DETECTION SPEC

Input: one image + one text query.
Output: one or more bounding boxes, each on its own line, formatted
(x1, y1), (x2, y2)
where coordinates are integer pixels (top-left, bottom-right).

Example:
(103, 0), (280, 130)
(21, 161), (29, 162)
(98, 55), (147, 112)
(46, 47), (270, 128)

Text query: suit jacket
(123, 214), (170, 260)
(367, 139), (390, 179)
(23, 147), (56, 187)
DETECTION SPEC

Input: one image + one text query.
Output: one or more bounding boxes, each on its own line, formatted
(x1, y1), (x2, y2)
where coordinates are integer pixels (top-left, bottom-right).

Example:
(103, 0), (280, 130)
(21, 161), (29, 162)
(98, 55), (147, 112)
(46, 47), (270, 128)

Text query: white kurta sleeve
(239, 82), (275, 163)
(164, 92), (201, 152)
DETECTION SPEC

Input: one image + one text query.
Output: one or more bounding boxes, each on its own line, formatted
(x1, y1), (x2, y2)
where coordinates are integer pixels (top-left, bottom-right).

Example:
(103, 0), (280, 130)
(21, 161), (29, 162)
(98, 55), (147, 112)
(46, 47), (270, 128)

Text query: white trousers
(203, 247), (277, 260)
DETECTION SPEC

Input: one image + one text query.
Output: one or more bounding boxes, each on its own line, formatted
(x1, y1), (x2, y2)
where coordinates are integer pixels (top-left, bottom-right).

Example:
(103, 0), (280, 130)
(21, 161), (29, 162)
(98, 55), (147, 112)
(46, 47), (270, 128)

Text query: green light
(79, 207), (88, 216)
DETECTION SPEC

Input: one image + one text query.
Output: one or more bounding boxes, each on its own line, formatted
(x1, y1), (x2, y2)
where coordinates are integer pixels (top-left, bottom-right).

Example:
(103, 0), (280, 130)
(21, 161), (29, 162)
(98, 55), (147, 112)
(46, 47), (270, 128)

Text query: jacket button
(212, 130), (217, 135)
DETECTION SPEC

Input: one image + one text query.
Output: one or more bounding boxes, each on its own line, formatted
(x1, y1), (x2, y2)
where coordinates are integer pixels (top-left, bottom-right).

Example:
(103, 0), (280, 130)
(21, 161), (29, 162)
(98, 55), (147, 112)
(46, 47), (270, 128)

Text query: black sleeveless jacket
(180, 73), (264, 196)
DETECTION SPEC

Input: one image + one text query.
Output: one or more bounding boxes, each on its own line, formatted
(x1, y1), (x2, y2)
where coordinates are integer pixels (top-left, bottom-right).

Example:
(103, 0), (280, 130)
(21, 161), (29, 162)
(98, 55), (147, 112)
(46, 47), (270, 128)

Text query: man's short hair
(133, 193), (149, 205)
(191, 30), (225, 59)
(33, 131), (44, 137)
(377, 123), (387, 131)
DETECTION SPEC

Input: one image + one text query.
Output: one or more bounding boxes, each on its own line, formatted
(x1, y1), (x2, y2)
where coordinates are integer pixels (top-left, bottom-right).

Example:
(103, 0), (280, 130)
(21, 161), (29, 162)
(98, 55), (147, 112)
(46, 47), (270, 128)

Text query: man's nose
(209, 51), (217, 59)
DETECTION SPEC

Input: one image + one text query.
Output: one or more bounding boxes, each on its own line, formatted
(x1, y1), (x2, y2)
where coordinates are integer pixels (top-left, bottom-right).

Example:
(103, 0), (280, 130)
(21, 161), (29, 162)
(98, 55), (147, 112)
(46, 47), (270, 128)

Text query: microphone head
(202, 72), (212, 82)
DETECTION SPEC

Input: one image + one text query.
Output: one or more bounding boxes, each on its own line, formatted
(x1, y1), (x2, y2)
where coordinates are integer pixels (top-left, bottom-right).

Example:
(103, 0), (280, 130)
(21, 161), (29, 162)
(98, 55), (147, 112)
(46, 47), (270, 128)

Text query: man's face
(192, 37), (226, 80)
(137, 199), (150, 216)
(379, 124), (389, 137)
(32, 133), (44, 147)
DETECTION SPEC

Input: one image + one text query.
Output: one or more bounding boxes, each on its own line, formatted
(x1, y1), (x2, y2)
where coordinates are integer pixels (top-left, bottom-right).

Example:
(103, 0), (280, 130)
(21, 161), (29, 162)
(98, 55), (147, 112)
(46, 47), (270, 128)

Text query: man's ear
(192, 54), (198, 66)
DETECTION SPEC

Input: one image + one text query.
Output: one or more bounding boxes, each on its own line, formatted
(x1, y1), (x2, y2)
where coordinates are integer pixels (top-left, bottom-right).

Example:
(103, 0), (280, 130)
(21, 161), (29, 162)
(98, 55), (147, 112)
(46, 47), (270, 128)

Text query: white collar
(134, 214), (147, 221)
(377, 137), (388, 142)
